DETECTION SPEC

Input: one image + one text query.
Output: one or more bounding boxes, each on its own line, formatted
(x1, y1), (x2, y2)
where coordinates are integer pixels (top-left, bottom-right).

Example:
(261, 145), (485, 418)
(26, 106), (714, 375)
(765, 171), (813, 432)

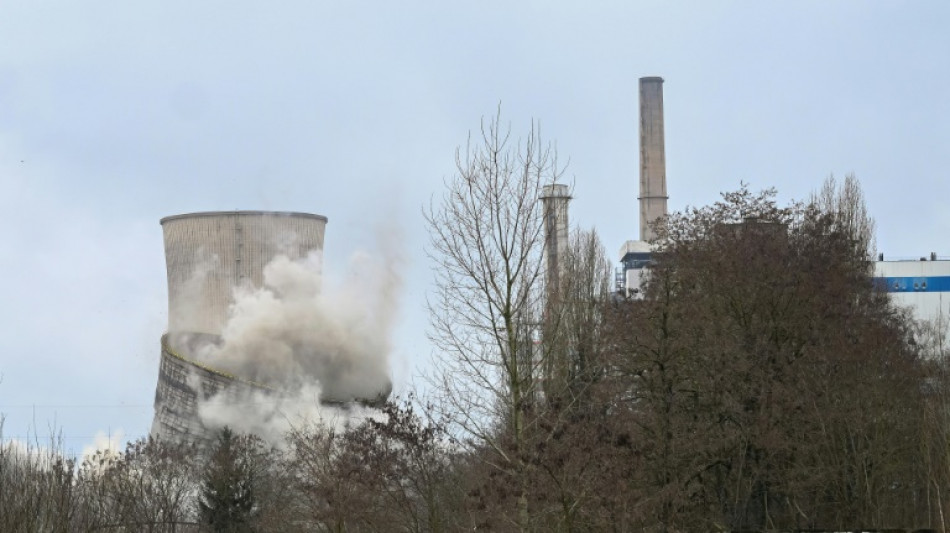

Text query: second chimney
(639, 76), (668, 241)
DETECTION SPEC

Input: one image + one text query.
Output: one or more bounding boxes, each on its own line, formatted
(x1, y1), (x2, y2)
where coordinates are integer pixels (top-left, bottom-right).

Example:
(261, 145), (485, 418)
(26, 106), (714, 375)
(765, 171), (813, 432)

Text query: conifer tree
(198, 427), (256, 532)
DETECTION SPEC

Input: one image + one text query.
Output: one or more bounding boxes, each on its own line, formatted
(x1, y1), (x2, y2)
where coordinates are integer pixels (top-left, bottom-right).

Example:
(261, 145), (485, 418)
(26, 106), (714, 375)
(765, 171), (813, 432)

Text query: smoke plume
(196, 383), (382, 440)
(189, 225), (403, 441)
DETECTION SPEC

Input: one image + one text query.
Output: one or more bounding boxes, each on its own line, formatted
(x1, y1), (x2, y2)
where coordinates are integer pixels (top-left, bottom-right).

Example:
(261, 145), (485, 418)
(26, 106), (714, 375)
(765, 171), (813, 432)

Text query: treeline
(4, 113), (950, 531)
(0, 403), (459, 532)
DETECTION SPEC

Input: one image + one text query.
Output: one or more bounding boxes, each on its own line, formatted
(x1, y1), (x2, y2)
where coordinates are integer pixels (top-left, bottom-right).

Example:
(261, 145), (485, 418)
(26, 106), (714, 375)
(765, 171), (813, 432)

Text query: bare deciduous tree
(544, 227), (613, 405)
(813, 172), (876, 260)
(285, 400), (462, 532)
(79, 437), (201, 532)
(424, 109), (565, 529)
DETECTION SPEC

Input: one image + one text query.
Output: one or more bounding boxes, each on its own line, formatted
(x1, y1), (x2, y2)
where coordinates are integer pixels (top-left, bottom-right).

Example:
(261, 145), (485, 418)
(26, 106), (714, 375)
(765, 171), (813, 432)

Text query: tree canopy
(596, 184), (932, 529)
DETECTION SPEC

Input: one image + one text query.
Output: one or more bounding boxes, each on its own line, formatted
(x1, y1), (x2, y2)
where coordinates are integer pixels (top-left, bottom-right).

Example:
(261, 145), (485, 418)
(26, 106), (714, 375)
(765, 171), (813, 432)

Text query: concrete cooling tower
(150, 211), (388, 443)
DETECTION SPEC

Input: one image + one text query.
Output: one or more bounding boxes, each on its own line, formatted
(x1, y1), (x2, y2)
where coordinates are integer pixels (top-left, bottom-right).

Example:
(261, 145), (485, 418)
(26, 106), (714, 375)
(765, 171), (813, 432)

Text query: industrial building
(873, 255), (950, 325)
(150, 210), (388, 443)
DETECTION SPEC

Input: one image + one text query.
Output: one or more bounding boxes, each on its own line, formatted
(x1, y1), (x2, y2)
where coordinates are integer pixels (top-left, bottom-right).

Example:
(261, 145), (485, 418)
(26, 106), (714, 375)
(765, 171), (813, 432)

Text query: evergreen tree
(198, 427), (256, 532)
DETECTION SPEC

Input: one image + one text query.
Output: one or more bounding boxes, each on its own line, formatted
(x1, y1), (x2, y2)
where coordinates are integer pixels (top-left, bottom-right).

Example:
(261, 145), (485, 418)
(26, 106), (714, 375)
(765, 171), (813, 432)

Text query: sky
(1, 1), (948, 456)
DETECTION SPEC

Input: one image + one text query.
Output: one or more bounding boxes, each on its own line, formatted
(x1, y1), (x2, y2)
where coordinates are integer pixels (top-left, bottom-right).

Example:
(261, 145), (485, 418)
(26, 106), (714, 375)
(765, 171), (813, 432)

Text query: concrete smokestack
(639, 76), (668, 241)
(540, 183), (572, 294)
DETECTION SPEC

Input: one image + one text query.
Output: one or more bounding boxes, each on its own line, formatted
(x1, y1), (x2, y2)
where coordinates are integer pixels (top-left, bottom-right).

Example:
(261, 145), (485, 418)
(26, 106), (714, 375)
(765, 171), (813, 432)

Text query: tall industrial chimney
(540, 183), (572, 294)
(639, 76), (668, 241)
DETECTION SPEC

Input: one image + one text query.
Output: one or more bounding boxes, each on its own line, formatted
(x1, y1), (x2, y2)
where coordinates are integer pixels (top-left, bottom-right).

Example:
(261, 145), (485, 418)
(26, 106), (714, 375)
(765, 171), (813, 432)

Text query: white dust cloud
(187, 227), (403, 440)
(80, 429), (125, 473)
(196, 383), (383, 440)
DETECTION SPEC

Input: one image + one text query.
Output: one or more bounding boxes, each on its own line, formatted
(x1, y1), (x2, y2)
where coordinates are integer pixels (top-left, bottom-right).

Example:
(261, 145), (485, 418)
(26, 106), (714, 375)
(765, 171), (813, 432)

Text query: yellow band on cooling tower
(161, 338), (276, 392)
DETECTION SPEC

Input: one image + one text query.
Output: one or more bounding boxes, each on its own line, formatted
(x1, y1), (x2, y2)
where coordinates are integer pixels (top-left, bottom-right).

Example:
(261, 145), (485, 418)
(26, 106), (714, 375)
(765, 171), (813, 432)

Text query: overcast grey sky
(2, 1), (948, 454)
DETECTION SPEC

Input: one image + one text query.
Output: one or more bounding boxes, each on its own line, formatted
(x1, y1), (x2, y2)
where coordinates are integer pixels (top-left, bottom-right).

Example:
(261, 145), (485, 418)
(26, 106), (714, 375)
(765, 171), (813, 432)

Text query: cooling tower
(639, 76), (668, 242)
(150, 211), (345, 443)
(162, 211), (327, 335)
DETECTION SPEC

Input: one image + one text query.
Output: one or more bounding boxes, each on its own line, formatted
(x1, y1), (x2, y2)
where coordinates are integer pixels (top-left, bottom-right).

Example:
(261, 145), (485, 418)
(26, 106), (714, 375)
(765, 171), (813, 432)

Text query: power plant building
(873, 256), (950, 325)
